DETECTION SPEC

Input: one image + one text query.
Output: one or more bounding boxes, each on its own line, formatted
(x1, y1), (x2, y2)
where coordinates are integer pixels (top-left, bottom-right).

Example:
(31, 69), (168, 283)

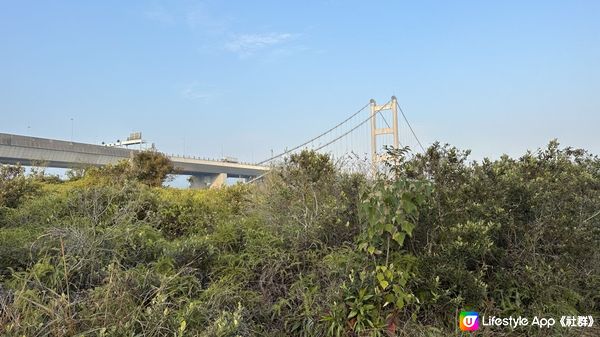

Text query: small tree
(0, 164), (39, 208)
(130, 151), (173, 187)
(324, 148), (432, 336)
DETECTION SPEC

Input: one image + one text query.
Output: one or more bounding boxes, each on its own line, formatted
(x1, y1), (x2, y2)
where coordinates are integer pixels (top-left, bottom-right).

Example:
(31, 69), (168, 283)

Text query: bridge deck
(0, 133), (269, 179)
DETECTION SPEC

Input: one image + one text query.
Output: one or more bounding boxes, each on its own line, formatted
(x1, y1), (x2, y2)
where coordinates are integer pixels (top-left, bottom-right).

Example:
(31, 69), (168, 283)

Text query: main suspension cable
(257, 101), (370, 164)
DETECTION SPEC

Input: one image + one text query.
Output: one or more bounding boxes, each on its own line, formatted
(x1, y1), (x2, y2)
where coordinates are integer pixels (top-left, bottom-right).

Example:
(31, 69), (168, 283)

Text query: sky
(1, 0), (599, 163)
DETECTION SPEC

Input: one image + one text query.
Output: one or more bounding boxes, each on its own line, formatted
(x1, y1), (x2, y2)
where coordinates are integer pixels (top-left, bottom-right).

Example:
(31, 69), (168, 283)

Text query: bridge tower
(370, 96), (399, 168)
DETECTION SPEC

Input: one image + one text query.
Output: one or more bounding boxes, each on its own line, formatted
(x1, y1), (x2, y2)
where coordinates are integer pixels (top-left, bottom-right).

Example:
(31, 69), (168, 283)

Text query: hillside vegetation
(0, 141), (598, 337)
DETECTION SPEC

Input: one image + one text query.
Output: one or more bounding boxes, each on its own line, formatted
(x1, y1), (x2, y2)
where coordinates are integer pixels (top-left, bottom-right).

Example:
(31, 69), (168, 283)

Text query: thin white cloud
(225, 33), (296, 57)
(144, 4), (305, 59)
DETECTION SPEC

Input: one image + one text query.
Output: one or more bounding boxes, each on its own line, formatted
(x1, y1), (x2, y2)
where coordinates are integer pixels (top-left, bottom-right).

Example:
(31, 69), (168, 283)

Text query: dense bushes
(80, 150), (173, 187)
(405, 142), (600, 326)
(0, 143), (598, 336)
(252, 151), (365, 248)
(0, 164), (40, 208)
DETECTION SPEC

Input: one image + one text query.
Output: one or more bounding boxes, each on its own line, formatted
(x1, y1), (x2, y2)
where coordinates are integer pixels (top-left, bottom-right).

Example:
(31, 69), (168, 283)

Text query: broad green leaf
(401, 221), (415, 236)
(392, 232), (406, 245)
(384, 223), (394, 233)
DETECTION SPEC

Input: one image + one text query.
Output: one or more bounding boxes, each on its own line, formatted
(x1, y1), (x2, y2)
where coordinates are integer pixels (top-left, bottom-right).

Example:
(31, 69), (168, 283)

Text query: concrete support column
(189, 173), (227, 189)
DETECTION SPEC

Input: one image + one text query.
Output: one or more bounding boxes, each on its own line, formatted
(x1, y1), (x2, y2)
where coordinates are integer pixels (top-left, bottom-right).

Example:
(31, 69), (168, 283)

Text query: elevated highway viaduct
(0, 133), (269, 188)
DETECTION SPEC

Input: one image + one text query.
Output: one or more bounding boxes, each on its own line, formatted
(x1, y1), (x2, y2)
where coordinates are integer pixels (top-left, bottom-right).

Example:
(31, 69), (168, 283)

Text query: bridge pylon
(370, 96), (399, 170)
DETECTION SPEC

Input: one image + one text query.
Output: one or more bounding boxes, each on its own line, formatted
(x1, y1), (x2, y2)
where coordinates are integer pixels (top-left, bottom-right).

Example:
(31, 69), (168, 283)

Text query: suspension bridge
(0, 96), (425, 188)
(256, 96), (425, 174)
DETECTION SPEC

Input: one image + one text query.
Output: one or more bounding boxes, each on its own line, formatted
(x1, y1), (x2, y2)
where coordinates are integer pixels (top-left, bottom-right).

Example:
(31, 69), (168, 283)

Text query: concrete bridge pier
(189, 173), (227, 189)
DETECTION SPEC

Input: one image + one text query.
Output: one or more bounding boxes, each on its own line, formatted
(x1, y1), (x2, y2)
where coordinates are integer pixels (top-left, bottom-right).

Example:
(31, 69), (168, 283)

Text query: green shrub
(0, 226), (42, 276)
(0, 164), (39, 208)
(0, 144), (598, 337)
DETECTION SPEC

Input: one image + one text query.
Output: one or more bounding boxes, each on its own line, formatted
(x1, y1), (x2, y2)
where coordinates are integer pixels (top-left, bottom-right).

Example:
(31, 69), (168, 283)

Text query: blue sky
(2, 0), (599, 162)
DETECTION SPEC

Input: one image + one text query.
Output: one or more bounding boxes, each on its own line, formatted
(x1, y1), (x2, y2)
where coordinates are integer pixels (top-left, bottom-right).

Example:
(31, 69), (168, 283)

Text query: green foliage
(0, 226), (42, 276)
(253, 150), (365, 249)
(358, 177), (431, 259)
(405, 141), (600, 333)
(199, 303), (249, 337)
(77, 150), (173, 187)
(0, 164), (39, 208)
(154, 185), (247, 238)
(131, 150), (174, 187)
(0, 143), (599, 337)
(82, 160), (133, 186)
(327, 169), (431, 336)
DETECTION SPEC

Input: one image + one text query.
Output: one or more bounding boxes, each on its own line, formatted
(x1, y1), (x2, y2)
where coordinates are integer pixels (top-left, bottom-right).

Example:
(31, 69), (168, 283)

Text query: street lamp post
(70, 118), (74, 142)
